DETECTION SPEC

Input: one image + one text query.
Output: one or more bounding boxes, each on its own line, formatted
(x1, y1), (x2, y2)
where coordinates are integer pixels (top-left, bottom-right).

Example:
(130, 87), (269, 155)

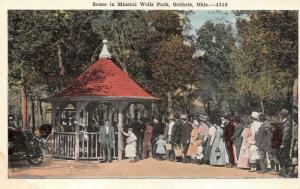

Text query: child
(196, 145), (204, 164)
(122, 128), (137, 162)
(156, 135), (166, 160)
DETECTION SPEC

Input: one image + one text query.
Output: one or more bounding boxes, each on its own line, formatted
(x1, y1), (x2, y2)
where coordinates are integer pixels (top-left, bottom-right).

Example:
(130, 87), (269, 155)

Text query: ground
(8, 158), (280, 179)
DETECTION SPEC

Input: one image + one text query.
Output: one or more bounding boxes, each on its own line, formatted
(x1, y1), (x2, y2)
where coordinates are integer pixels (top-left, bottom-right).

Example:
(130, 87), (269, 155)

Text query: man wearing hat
(8, 115), (17, 129)
(163, 114), (176, 160)
(255, 115), (272, 173)
(180, 114), (193, 163)
(99, 120), (115, 163)
(142, 117), (153, 159)
(132, 117), (145, 160)
(279, 109), (293, 177)
(224, 113), (236, 167)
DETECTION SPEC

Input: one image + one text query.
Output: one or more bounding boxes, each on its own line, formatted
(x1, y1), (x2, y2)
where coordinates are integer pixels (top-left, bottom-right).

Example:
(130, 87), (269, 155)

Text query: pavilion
(44, 40), (157, 161)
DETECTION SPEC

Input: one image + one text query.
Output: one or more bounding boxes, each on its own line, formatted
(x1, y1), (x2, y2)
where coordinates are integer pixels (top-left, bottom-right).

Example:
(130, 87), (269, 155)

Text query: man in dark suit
(224, 114), (236, 167)
(99, 120), (115, 163)
(132, 117), (145, 160)
(255, 117), (272, 173)
(279, 109), (292, 177)
(142, 118), (153, 159)
(180, 115), (193, 163)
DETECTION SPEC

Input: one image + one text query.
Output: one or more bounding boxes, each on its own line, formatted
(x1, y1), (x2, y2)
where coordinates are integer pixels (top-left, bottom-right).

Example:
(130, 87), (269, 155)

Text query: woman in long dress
(198, 119), (209, 163)
(237, 126), (252, 169)
(204, 123), (216, 164)
(187, 120), (201, 163)
(248, 112), (263, 172)
(122, 128), (137, 162)
(210, 124), (227, 166)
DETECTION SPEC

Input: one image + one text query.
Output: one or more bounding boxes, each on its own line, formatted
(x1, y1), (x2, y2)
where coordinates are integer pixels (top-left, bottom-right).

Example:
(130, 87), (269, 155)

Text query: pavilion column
(51, 102), (58, 131)
(113, 101), (129, 161)
(75, 101), (88, 161)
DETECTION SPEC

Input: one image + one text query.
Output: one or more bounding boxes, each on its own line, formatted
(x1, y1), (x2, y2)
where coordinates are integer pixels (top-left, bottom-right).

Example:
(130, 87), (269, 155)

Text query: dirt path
(8, 158), (280, 179)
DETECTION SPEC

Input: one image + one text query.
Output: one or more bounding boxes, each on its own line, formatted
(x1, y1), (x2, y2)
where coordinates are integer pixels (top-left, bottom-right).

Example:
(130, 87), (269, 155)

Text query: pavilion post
(51, 102), (58, 131)
(75, 101), (88, 161)
(114, 101), (128, 161)
(117, 111), (124, 161)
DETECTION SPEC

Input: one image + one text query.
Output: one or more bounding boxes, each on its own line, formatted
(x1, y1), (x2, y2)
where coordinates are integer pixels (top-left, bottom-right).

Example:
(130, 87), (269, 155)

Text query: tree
(8, 10), (195, 125)
(195, 21), (236, 115)
(230, 11), (298, 114)
(8, 10), (102, 128)
(151, 35), (198, 115)
(91, 11), (148, 75)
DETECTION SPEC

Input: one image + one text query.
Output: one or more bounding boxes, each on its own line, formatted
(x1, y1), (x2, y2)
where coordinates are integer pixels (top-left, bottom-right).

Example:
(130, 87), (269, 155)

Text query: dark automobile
(8, 127), (44, 165)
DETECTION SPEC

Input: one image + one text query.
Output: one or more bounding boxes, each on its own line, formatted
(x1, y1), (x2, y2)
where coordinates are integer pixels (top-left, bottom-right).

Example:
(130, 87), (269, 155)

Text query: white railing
(53, 132), (118, 160)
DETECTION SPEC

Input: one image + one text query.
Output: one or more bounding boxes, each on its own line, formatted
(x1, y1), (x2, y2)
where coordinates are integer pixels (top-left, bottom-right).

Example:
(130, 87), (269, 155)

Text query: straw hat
(251, 112), (261, 120)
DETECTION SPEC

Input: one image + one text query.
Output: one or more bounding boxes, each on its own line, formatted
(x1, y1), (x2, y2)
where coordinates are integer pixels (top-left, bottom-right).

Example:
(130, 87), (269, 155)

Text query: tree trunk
(21, 84), (28, 129)
(39, 100), (44, 123)
(204, 101), (211, 117)
(57, 43), (64, 76)
(31, 99), (35, 132)
(260, 100), (265, 114)
(57, 43), (64, 91)
(167, 92), (173, 116)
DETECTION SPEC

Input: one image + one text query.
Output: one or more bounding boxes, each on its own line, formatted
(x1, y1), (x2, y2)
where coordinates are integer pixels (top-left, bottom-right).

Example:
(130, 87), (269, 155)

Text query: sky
(188, 10), (236, 34)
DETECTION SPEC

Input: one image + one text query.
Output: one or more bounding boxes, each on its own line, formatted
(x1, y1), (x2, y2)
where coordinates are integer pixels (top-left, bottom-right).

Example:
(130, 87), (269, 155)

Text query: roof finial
(99, 39), (111, 59)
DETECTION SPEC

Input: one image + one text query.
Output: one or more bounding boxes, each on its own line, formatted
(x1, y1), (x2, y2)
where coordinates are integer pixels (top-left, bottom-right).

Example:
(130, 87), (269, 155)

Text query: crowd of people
(114, 109), (298, 178)
(9, 104), (297, 178)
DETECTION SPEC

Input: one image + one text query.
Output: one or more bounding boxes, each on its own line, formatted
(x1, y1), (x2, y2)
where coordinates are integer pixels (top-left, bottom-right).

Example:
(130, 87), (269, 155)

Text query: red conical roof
(53, 58), (156, 100)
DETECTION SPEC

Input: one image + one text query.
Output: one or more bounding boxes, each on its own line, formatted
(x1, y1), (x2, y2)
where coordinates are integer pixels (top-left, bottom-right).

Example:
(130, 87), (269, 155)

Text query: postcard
(1, 0), (300, 188)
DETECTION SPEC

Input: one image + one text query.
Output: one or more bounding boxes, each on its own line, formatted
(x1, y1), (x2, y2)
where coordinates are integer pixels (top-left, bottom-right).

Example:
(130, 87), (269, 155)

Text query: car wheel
(28, 147), (43, 165)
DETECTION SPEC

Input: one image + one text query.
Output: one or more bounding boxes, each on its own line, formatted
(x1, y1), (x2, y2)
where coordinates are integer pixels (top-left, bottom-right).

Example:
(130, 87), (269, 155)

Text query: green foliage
(151, 35), (198, 114)
(152, 35), (197, 92)
(8, 10), (102, 96)
(195, 21), (236, 114)
(230, 10), (298, 114)
(8, 10), (194, 116)
(8, 10), (297, 118)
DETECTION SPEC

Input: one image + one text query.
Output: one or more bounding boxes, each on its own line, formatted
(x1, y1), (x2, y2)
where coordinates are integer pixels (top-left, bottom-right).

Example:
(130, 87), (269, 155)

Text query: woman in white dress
(237, 125), (252, 169)
(122, 128), (137, 162)
(248, 112), (263, 172)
